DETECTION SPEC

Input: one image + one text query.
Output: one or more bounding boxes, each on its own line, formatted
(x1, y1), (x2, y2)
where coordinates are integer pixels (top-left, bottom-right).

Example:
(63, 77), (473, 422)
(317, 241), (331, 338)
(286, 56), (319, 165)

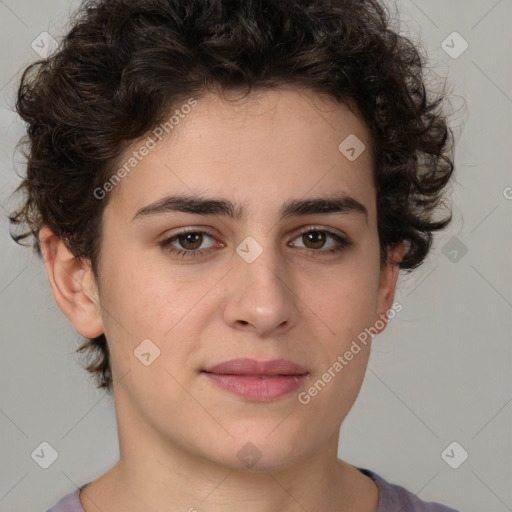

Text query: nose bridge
(242, 245), (284, 292)
(224, 233), (299, 335)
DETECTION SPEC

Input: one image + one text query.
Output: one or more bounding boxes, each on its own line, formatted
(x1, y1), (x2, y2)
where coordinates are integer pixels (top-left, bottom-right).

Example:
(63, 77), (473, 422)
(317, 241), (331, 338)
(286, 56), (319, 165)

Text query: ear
(373, 242), (405, 335)
(39, 225), (104, 338)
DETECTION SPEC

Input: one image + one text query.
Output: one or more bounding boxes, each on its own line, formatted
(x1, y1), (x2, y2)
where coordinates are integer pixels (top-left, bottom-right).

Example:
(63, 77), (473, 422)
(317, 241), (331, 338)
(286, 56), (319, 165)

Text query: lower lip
(202, 372), (308, 401)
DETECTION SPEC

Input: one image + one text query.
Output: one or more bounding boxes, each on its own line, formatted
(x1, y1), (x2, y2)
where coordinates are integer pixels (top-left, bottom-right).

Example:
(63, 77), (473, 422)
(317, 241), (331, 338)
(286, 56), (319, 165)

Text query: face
(64, 88), (401, 470)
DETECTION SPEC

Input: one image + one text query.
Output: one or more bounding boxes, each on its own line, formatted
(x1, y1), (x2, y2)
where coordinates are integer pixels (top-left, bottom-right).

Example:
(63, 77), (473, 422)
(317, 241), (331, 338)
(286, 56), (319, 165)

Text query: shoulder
(357, 468), (461, 512)
(44, 487), (84, 512)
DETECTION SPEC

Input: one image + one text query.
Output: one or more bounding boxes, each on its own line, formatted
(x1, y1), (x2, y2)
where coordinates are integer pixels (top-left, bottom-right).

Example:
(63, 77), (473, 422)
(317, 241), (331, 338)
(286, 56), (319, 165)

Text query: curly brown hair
(8, 0), (455, 393)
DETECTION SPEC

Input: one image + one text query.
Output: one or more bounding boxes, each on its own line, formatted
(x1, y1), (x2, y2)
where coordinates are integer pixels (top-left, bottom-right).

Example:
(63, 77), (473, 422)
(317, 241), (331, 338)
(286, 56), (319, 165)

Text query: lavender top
(45, 468), (460, 511)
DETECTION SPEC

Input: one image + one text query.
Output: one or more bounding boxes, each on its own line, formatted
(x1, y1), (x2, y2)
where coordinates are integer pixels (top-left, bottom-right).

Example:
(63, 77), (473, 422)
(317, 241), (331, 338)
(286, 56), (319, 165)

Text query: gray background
(0, 0), (511, 511)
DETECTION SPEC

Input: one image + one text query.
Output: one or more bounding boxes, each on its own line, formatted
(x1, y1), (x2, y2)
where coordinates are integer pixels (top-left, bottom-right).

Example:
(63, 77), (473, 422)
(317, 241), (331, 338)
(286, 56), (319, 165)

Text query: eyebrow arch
(131, 193), (368, 223)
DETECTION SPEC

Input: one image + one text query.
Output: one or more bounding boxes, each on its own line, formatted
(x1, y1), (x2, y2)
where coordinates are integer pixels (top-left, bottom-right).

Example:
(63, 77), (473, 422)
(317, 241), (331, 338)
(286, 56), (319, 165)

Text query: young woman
(10, 0), (458, 510)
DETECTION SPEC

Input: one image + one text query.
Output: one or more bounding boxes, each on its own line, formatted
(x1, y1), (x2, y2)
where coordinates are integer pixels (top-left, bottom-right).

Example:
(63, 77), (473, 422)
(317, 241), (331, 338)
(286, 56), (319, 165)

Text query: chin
(202, 426), (309, 471)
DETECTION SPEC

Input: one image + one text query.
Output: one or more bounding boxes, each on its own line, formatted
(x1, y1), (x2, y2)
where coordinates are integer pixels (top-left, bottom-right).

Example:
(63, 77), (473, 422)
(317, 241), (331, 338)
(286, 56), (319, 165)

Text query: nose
(222, 242), (300, 338)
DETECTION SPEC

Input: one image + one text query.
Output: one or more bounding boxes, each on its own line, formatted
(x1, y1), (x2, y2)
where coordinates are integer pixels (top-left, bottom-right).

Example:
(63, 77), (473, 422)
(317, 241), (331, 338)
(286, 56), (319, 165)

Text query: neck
(79, 389), (378, 512)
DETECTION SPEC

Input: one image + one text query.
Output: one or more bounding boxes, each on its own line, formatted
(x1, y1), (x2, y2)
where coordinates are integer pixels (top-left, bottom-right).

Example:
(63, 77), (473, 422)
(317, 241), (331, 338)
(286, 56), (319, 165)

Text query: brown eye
(176, 232), (204, 250)
(290, 228), (351, 256)
(302, 230), (327, 249)
(159, 229), (218, 258)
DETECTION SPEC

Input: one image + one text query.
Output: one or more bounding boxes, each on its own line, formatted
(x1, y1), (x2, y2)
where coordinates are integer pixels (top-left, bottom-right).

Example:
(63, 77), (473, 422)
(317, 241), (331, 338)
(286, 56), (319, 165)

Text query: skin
(40, 87), (404, 512)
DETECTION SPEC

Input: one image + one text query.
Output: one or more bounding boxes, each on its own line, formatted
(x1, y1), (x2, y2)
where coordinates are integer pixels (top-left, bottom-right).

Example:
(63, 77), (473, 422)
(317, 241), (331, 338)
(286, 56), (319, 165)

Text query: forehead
(104, 87), (376, 224)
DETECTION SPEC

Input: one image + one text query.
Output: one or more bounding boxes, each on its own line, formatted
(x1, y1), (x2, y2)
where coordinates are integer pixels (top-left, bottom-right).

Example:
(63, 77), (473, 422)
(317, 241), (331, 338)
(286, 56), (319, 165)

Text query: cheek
(298, 274), (377, 421)
(97, 253), (213, 371)
(100, 251), (188, 329)
(305, 259), (380, 338)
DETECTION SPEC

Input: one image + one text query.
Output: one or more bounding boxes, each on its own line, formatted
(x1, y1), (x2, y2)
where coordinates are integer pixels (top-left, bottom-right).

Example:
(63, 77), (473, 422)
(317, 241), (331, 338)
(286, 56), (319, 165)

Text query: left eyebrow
(131, 193), (368, 223)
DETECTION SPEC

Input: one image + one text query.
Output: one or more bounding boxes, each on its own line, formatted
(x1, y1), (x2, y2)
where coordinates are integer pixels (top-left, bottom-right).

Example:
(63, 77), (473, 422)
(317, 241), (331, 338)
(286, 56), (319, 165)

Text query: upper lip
(202, 358), (309, 376)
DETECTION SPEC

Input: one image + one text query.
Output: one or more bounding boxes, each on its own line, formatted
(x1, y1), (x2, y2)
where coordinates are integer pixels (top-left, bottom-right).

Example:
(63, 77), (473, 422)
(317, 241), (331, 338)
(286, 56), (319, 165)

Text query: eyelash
(159, 227), (352, 259)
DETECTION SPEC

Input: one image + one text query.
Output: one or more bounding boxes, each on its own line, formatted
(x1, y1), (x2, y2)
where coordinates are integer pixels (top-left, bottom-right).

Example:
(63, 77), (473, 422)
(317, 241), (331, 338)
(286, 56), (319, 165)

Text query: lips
(202, 358), (309, 376)
(201, 358), (309, 401)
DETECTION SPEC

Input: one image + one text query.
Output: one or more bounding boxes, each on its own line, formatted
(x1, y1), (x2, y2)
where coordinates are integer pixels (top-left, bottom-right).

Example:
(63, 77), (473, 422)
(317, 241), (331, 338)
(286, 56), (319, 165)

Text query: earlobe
(373, 242), (405, 335)
(39, 226), (104, 338)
